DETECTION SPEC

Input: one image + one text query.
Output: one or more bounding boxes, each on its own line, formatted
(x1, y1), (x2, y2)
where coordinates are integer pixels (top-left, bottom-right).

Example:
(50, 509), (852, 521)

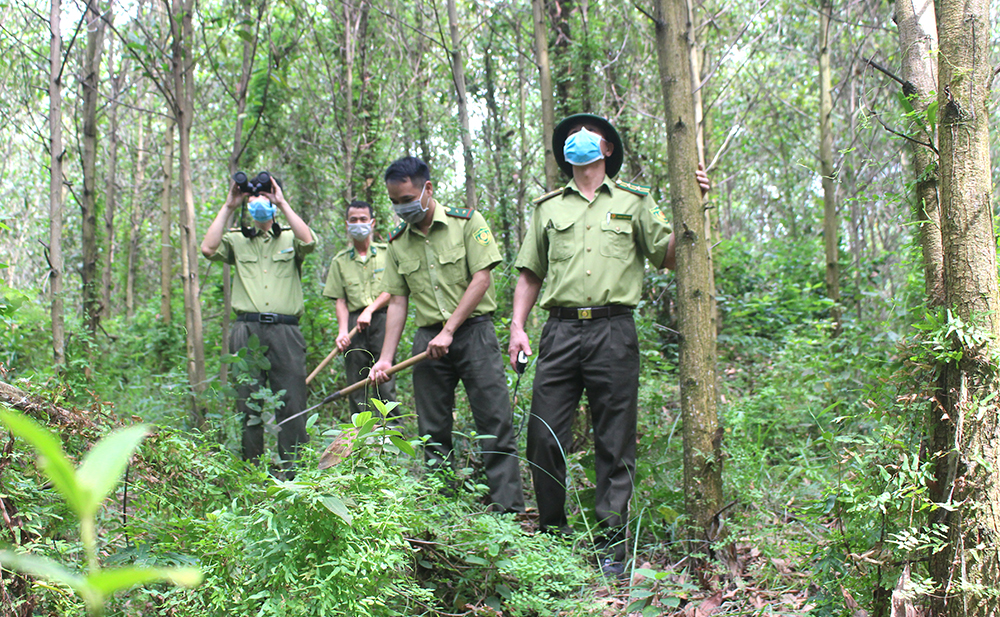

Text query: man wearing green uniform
(323, 200), (396, 416)
(508, 114), (708, 575)
(370, 156), (524, 513)
(201, 180), (318, 474)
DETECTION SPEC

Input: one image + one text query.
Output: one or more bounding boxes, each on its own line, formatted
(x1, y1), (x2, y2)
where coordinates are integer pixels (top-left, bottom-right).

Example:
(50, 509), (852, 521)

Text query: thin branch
(865, 56), (905, 86)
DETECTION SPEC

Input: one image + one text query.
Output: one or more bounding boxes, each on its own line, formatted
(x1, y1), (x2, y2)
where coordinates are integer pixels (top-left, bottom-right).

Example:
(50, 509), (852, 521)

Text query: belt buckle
(577, 308), (592, 320)
(259, 313), (277, 324)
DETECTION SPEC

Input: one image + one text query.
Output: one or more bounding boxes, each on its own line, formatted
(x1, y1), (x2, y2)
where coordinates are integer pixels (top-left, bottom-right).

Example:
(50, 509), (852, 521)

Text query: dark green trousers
(231, 321), (310, 470)
(411, 319), (525, 513)
(526, 313), (639, 555)
(344, 308), (397, 417)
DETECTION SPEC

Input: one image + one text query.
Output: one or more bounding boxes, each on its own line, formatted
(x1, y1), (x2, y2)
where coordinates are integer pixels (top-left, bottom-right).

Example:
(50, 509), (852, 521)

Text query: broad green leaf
(320, 494), (353, 525)
(0, 550), (88, 593)
(87, 566), (203, 595)
(0, 411), (83, 516)
(389, 435), (415, 456)
(464, 555), (488, 566)
(77, 425), (151, 517)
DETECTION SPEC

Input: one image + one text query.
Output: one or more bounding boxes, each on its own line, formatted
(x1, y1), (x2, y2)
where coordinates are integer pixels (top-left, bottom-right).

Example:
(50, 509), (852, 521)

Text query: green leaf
(77, 425), (151, 517)
(0, 411), (83, 516)
(305, 413), (319, 429)
(235, 29), (253, 43)
(0, 550), (88, 593)
(389, 436), (416, 456)
(465, 555), (488, 566)
(320, 494), (353, 525)
(87, 566), (203, 595)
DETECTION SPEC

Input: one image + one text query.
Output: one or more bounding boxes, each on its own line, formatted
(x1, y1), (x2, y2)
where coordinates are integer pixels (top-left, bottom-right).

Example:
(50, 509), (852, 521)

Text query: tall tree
(48, 0), (66, 367)
(531, 0), (557, 190)
(101, 26), (122, 321)
(159, 119), (174, 325)
(653, 0), (723, 542)
(819, 0), (840, 332)
(894, 0), (941, 305)
(125, 113), (147, 320)
(172, 0), (207, 423)
(445, 0), (476, 210)
(930, 0), (1000, 612)
(80, 0), (106, 336)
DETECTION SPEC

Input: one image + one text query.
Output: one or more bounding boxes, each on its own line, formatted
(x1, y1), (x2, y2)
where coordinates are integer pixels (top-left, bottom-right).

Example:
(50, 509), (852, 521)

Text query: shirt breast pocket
(546, 220), (575, 262)
(271, 251), (297, 277)
(600, 221), (635, 260)
(398, 259), (425, 293)
(437, 246), (468, 284)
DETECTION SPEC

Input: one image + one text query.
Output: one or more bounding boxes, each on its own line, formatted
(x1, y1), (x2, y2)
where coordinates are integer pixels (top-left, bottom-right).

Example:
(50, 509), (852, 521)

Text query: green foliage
(0, 411), (202, 615)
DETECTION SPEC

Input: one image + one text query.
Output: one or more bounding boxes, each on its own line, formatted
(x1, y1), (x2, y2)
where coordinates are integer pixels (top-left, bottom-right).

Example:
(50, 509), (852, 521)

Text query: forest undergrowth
(0, 239), (935, 617)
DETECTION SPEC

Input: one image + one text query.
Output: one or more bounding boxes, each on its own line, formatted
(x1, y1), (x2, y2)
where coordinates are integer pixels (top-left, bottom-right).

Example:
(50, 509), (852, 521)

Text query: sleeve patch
(473, 227), (494, 246)
(650, 203), (669, 224)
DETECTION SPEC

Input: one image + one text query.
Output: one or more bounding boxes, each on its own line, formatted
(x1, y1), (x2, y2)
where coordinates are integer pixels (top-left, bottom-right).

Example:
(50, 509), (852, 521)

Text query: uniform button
(586, 247), (592, 252)
(587, 296), (592, 301)
(435, 286), (439, 290)
(615, 226), (620, 231)
(426, 240), (430, 244)
(586, 270), (591, 275)
(586, 225), (591, 230)
(264, 269), (268, 273)
(430, 264), (434, 268)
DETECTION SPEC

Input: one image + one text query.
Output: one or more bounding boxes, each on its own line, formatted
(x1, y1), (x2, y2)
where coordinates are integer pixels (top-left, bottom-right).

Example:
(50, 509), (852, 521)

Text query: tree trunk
(548, 0), (573, 119)
(483, 32), (510, 258)
(102, 30), (121, 321)
(514, 15), (528, 246)
(819, 1), (841, 333)
(531, 0), (558, 191)
(49, 0), (65, 368)
(81, 0), (105, 337)
(653, 0), (723, 544)
(159, 119), (174, 324)
(125, 114), (147, 320)
(446, 0), (476, 210)
(173, 0), (207, 424)
(931, 0), (1000, 613)
(895, 0), (942, 306)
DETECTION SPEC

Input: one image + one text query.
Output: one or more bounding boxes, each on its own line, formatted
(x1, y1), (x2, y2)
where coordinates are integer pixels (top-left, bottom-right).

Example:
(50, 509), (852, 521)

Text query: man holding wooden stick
(369, 156), (524, 514)
(323, 200), (395, 418)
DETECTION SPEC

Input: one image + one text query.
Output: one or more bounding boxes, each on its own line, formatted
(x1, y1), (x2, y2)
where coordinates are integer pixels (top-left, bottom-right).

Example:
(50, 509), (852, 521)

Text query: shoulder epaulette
(615, 178), (650, 197)
(533, 188), (565, 205)
(333, 246), (352, 259)
(444, 206), (473, 219)
(388, 222), (408, 242)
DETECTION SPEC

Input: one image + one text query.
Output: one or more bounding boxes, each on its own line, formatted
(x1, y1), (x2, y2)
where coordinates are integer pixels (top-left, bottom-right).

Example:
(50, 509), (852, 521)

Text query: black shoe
(600, 557), (626, 580)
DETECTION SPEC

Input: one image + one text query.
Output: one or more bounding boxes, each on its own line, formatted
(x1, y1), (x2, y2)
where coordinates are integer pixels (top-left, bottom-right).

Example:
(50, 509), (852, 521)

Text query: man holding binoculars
(201, 172), (318, 477)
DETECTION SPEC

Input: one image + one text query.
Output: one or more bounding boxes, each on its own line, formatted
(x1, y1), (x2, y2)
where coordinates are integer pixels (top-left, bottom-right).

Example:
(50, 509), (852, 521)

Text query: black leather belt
(420, 313), (493, 331)
(548, 305), (632, 320)
(237, 312), (299, 325)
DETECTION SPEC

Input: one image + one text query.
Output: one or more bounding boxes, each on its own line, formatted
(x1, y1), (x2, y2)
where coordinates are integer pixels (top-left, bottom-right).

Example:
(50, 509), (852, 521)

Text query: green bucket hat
(552, 113), (624, 179)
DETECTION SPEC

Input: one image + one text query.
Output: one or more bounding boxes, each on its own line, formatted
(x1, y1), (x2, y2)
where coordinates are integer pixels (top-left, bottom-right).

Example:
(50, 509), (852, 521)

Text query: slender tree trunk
(653, 0), (723, 544)
(221, 6), (258, 388)
(819, 0), (841, 333)
(173, 0), (207, 423)
(159, 119), (174, 324)
(446, 0), (476, 210)
(125, 115), (147, 320)
(102, 31), (121, 321)
(514, 15), (527, 245)
(931, 0), (1000, 613)
(531, 0), (558, 191)
(483, 33), (510, 257)
(81, 0), (105, 337)
(49, 0), (66, 368)
(895, 0), (942, 305)
(548, 0), (573, 118)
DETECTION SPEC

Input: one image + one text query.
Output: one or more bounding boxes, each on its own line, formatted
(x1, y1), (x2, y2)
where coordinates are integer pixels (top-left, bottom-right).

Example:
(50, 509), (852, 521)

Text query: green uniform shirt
(380, 203), (500, 328)
(322, 242), (388, 312)
(515, 176), (672, 309)
(207, 228), (318, 316)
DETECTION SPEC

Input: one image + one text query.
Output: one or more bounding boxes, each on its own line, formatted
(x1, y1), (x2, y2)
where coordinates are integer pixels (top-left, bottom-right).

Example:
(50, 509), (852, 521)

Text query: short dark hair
(346, 200), (374, 219)
(384, 156), (431, 186)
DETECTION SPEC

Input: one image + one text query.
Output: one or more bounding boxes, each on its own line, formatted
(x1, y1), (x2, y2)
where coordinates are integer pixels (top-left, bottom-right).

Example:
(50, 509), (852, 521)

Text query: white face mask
(347, 222), (372, 240)
(393, 184), (428, 225)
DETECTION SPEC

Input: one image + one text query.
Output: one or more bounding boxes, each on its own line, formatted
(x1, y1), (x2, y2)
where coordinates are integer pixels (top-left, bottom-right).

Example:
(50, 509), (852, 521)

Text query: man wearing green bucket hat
(509, 113), (709, 577)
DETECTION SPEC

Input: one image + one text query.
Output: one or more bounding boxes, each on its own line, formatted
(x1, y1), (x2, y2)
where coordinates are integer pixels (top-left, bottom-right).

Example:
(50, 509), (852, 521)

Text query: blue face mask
(249, 199), (276, 222)
(563, 128), (605, 166)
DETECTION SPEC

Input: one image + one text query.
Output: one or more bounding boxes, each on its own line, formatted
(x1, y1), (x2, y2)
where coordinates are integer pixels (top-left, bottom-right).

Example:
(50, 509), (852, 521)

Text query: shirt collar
(565, 175), (615, 198)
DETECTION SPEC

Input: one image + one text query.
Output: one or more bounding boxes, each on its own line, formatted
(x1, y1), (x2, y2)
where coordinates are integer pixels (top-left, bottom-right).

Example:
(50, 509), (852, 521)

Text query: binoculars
(233, 171), (272, 196)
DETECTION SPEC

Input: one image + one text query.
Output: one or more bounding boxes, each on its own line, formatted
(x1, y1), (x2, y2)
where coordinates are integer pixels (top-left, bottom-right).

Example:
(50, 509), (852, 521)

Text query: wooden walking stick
(306, 325), (359, 384)
(281, 350), (432, 428)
